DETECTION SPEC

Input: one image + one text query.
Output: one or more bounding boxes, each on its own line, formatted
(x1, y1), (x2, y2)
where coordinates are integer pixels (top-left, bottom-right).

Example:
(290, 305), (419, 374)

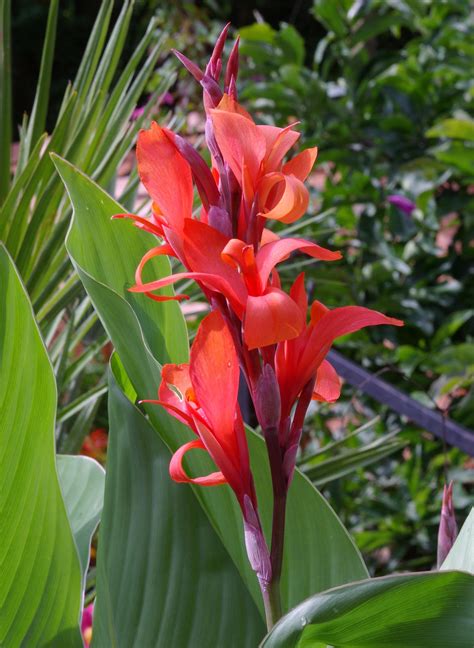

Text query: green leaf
(91, 362), (265, 647)
(24, 0), (59, 156)
(441, 508), (474, 574)
(0, 244), (82, 647)
(55, 156), (368, 613)
(261, 571), (474, 648)
(427, 118), (474, 141)
(57, 455), (105, 577)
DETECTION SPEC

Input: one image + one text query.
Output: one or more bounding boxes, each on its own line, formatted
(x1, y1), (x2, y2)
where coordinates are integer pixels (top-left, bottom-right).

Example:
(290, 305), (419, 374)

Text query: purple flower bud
(171, 133), (220, 209)
(243, 495), (272, 587)
(172, 49), (204, 81)
(282, 443), (299, 486)
(437, 481), (458, 568)
(225, 37), (240, 95)
(254, 364), (281, 432)
(206, 23), (230, 80)
(387, 194), (416, 216)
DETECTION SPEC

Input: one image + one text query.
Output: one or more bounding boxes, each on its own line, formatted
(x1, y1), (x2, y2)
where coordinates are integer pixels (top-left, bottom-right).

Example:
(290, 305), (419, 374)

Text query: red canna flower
(144, 309), (271, 583)
(159, 310), (254, 505)
(129, 219), (341, 349)
(276, 273), (404, 422)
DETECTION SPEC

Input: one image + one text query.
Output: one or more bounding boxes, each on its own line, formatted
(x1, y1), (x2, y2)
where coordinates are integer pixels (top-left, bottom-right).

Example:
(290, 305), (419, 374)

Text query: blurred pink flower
(81, 603), (94, 646)
(387, 194), (416, 216)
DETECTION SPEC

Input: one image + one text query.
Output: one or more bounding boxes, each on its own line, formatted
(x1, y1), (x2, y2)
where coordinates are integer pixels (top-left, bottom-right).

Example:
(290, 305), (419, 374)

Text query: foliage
(0, 0), (173, 453)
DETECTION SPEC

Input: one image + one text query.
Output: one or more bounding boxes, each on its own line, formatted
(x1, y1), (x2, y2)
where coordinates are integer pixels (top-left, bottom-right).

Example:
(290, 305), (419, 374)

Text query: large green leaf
(91, 362), (264, 647)
(441, 508), (474, 574)
(261, 571), (474, 648)
(57, 455), (105, 575)
(55, 155), (368, 614)
(0, 244), (82, 647)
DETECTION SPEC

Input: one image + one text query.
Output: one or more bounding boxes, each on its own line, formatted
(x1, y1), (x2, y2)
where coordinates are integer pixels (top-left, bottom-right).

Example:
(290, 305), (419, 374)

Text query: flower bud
(254, 364), (281, 432)
(243, 495), (272, 587)
(437, 481), (458, 568)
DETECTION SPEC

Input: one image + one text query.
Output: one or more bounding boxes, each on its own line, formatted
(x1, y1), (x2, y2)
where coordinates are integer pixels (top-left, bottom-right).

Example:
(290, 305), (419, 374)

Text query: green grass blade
(24, 0), (59, 156)
(73, 0), (113, 99)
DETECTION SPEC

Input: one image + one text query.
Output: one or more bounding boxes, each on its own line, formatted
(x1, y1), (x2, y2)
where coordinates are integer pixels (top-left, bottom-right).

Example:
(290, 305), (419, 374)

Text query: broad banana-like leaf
(91, 361), (264, 646)
(0, 244), (82, 647)
(57, 455), (105, 575)
(55, 155), (368, 615)
(261, 571), (474, 648)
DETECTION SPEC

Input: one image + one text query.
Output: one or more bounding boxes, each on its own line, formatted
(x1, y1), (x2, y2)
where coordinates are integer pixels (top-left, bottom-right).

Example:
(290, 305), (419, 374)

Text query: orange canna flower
(129, 219), (341, 349)
(211, 94), (318, 224)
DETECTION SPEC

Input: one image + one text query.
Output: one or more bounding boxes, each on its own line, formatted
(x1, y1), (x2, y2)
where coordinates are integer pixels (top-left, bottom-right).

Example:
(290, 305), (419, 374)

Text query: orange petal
(259, 124), (300, 172)
(283, 147), (318, 181)
(312, 360), (341, 402)
(137, 122), (193, 231)
(259, 172), (309, 224)
(170, 440), (227, 486)
(134, 245), (175, 286)
(210, 109), (266, 188)
(244, 287), (305, 350)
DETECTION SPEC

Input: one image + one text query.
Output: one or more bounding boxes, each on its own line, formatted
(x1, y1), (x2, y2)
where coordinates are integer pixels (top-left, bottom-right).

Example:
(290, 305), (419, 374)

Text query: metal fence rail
(328, 349), (474, 457)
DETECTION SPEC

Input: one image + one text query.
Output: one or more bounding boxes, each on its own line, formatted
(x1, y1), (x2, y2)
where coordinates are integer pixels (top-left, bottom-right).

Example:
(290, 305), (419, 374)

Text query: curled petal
(259, 124), (300, 172)
(283, 147), (318, 181)
(170, 440), (227, 486)
(244, 287), (305, 350)
(137, 122), (193, 231)
(312, 360), (341, 402)
(129, 271), (245, 318)
(256, 237), (341, 288)
(113, 212), (164, 237)
(135, 245), (175, 286)
(259, 172), (309, 224)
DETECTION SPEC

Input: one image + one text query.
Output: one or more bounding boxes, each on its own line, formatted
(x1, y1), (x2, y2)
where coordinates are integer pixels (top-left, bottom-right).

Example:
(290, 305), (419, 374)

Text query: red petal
(289, 272), (308, 316)
(312, 360), (341, 402)
(256, 237), (341, 288)
(129, 270), (243, 316)
(190, 311), (239, 443)
(258, 173), (309, 224)
(300, 306), (404, 384)
(137, 123), (193, 231)
(244, 287), (305, 350)
(170, 440), (227, 486)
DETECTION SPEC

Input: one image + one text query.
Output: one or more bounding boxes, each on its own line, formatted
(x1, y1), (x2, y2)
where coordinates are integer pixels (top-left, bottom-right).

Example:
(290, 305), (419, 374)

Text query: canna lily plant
(117, 23), (403, 629)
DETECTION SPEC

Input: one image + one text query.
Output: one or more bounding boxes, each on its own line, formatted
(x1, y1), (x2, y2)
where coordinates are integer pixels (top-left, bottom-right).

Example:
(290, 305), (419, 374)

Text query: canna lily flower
(276, 273), (404, 425)
(130, 219), (341, 349)
(210, 94), (318, 225)
(81, 604), (94, 646)
(144, 310), (271, 584)
(146, 310), (255, 508)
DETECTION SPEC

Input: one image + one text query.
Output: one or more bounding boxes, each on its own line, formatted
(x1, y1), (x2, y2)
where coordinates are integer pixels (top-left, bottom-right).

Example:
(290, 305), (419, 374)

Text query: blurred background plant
(3, 0), (473, 577)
